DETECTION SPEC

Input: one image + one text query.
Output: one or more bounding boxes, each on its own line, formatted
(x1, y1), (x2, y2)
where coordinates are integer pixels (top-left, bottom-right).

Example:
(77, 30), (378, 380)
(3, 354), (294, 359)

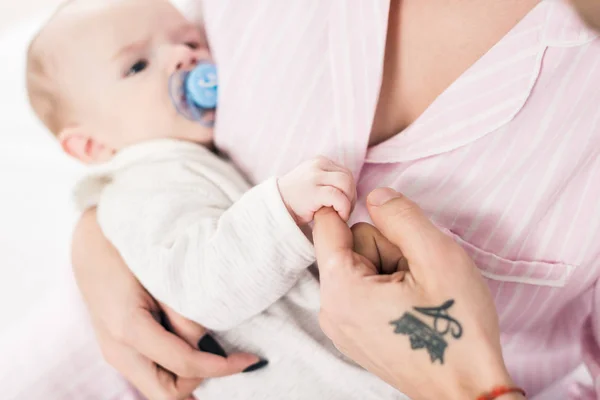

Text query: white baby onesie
(76, 139), (314, 330)
(75, 139), (406, 399)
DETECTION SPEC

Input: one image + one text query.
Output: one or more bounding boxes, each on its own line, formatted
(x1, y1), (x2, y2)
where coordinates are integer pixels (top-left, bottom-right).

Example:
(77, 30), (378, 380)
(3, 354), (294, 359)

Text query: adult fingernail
(368, 187), (401, 206)
(242, 359), (269, 373)
(198, 334), (227, 357)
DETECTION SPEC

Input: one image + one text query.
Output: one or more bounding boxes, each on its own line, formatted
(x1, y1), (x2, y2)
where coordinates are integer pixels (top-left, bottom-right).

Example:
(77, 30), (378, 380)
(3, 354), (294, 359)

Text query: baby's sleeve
(98, 176), (315, 331)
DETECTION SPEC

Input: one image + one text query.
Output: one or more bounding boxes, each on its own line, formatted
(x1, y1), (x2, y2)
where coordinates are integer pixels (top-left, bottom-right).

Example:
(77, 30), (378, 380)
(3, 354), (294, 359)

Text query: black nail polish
(242, 359), (269, 373)
(198, 334), (227, 357)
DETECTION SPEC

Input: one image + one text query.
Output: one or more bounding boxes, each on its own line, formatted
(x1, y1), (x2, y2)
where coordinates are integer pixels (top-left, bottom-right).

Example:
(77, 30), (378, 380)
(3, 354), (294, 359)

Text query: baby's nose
(175, 53), (198, 71)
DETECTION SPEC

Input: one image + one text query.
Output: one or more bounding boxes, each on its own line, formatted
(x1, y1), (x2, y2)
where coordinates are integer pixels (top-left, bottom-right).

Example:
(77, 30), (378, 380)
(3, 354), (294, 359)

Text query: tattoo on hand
(390, 300), (463, 364)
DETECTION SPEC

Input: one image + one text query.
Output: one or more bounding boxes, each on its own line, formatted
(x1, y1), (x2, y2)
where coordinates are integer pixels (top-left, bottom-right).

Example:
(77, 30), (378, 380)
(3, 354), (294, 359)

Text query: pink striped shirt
(202, 0), (600, 398)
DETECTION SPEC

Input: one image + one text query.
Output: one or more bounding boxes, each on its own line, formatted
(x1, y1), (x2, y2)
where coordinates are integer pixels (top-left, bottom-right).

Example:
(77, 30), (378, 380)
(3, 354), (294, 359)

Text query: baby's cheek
(127, 110), (171, 143)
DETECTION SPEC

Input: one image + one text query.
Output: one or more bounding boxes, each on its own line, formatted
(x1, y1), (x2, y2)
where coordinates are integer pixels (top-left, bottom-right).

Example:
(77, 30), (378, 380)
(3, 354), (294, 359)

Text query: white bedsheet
(0, 13), (86, 333)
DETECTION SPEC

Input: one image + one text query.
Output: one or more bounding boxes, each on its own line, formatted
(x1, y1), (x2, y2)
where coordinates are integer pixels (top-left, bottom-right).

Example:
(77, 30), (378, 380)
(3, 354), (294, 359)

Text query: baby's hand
(278, 156), (356, 225)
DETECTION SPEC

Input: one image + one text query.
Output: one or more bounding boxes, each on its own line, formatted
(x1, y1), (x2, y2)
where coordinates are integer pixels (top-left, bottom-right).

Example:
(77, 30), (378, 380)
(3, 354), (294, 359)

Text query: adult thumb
(313, 208), (376, 278)
(366, 188), (452, 280)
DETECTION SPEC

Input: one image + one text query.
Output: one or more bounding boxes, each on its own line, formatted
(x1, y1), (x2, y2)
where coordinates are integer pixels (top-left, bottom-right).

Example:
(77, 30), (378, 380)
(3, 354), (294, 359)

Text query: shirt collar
(364, 0), (598, 164)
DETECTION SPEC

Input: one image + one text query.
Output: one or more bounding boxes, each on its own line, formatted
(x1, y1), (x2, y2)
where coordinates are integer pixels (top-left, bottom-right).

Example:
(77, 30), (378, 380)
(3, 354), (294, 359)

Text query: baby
(26, 0), (355, 330)
(26, 1), (406, 398)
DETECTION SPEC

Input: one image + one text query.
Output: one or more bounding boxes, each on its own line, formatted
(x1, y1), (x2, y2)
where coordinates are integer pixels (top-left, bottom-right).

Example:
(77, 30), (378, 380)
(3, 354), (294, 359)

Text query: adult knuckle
(326, 251), (355, 269)
(175, 356), (197, 377)
(321, 252), (357, 281)
(350, 222), (375, 237)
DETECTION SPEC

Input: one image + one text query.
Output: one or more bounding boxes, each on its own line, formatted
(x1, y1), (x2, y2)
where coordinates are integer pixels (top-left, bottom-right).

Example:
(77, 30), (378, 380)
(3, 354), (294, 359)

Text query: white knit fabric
(75, 139), (315, 330)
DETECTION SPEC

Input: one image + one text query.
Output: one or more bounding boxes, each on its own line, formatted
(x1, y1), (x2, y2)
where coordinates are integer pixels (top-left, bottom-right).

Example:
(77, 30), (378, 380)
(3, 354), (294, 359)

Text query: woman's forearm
(71, 208), (132, 311)
(72, 208), (123, 274)
(69, 208), (257, 398)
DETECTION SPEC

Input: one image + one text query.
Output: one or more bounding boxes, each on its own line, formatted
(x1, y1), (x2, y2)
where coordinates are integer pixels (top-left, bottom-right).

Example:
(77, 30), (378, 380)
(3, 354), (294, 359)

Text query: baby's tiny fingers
(318, 158), (349, 174)
(318, 186), (352, 221)
(318, 171), (356, 204)
(311, 155), (352, 173)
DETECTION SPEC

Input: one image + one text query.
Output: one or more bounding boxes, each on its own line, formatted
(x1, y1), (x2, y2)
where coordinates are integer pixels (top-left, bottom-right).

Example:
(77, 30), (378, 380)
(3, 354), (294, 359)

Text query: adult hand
(71, 209), (262, 400)
(313, 188), (519, 400)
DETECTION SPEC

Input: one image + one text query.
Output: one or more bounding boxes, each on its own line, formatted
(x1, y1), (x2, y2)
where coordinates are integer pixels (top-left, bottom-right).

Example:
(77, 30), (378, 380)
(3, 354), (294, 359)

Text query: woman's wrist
(467, 369), (526, 400)
(478, 392), (525, 400)
(450, 341), (516, 400)
(465, 369), (518, 400)
(497, 394), (526, 400)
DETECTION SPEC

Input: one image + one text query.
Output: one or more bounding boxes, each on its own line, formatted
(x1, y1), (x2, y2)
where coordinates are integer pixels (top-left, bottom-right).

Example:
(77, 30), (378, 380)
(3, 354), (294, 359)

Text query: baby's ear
(59, 127), (115, 164)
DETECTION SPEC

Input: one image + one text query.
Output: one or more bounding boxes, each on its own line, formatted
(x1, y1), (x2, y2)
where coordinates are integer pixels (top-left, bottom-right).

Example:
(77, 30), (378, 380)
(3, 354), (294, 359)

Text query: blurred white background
(0, 0), (61, 34)
(0, 0), (85, 332)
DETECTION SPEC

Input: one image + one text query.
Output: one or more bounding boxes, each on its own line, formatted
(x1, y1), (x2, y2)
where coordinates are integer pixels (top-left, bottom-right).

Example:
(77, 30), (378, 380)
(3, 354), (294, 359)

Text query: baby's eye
(185, 41), (199, 50)
(125, 59), (148, 77)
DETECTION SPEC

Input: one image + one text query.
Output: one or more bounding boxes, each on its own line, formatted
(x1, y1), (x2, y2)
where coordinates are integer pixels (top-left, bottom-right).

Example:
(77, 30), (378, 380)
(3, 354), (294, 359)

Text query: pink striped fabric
(203, 0), (600, 397)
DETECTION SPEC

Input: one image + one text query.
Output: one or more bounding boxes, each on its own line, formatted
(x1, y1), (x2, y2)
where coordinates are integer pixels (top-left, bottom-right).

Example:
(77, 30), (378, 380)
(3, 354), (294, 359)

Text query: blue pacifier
(169, 62), (218, 126)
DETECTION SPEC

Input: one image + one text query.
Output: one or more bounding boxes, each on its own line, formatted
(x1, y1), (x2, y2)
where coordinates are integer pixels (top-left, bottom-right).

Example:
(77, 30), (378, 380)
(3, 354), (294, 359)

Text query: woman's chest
(371, 0), (541, 146)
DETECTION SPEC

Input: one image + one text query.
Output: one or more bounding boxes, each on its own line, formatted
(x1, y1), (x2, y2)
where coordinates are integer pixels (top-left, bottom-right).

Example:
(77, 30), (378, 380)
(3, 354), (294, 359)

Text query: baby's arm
(98, 156), (355, 331)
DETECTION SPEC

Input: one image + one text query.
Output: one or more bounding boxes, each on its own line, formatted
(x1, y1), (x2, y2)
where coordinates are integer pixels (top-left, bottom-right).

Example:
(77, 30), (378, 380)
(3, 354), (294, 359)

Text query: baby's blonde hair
(26, 0), (76, 136)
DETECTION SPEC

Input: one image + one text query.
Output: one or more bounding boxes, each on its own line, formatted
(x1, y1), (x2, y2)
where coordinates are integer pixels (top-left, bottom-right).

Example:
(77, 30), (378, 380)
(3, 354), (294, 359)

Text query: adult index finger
(313, 207), (354, 270)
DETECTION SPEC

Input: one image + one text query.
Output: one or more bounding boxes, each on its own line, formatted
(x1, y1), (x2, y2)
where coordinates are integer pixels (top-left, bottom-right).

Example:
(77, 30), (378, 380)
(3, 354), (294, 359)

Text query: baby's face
(53, 0), (213, 154)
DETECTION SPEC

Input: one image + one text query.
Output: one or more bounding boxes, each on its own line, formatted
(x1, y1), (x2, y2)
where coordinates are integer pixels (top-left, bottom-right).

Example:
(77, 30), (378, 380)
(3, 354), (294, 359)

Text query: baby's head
(26, 0), (213, 164)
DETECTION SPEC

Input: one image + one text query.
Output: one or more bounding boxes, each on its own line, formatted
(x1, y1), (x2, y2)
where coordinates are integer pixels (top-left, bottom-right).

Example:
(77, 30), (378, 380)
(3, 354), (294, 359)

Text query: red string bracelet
(476, 386), (526, 400)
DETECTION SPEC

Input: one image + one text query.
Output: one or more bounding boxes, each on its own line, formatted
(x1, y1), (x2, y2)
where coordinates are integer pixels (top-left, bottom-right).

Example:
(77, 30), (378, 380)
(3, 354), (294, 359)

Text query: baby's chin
(167, 118), (215, 146)
(125, 114), (215, 147)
